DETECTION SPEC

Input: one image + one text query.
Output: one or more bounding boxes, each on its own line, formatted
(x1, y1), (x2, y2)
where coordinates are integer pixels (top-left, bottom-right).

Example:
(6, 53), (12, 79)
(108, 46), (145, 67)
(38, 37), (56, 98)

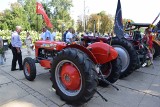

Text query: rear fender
(88, 42), (118, 64)
(65, 44), (98, 64)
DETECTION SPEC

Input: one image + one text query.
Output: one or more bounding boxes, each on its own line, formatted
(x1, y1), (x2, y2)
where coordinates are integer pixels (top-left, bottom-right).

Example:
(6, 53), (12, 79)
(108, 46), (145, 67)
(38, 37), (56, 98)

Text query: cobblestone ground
(0, 48), (160, 107)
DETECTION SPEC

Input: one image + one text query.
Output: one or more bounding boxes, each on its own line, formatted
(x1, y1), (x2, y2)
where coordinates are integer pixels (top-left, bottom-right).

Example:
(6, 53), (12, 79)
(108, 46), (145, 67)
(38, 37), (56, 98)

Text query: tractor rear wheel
(99, 56), (121, 87)
(23, 57), (36, 81)
(51, 48), (98, 105)
(108, 37), (138, 78)
(153, 42), (160, 59)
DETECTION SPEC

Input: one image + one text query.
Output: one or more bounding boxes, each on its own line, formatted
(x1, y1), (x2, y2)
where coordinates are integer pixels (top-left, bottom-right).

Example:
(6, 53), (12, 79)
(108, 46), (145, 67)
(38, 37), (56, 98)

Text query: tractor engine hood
(87, 42), (118, 64)
(35, 40), (66, 51)
(35, 40), (66, 57)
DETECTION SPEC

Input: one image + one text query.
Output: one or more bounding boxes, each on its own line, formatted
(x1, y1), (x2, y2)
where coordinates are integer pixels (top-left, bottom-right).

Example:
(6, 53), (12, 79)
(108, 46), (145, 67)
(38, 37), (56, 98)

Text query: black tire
(108, 37), (138, 78)
(23, 57), (36, 81)
(51, 48), (98, 105)
(99, 56), (122, 87)
(153, 42), (160, 59)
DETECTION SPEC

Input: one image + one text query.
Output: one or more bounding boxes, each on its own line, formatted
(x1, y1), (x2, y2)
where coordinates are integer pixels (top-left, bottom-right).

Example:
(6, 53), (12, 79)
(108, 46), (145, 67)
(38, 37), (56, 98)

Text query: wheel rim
(55, 60), (82, 96)
(24, 62), (31, 76)
(113, 45), (130, 72)
(101, 63), (112, 78)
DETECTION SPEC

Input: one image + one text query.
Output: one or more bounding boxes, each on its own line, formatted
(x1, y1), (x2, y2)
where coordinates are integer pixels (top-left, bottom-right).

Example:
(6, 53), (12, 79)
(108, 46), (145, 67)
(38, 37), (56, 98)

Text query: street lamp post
(83, 0), (85, 32)
(62, 23), (65, 41)
(94, 20), (96, 34)
(97, 13), (100, 33)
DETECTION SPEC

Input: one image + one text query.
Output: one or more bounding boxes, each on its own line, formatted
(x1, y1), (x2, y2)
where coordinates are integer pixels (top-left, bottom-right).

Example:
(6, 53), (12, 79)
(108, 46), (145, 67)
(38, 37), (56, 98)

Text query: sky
(0, 0), (160, 24)
(71, 0), (160, 24)
(0, 0), (17, 11)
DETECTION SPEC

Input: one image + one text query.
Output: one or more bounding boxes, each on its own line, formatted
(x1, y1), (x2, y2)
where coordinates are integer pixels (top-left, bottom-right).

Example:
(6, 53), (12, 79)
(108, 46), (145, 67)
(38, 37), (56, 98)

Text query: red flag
(36, 2), (53, 28)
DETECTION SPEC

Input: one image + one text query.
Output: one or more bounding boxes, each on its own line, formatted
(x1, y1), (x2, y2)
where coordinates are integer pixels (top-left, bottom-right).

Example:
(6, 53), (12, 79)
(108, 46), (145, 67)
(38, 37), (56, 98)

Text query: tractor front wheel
(23, 57), (36, 81)
(51, 48), (98, 105)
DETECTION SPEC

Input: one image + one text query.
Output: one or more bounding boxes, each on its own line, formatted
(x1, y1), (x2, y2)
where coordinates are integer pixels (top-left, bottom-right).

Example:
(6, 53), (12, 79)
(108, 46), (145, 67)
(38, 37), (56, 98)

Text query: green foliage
(49, 0), (73, 31)
(23, 0), (44, 31)
(77, 11), (114, 34)
(0, 3), (31, 31)
(0, 29), (63, 45)
(0, 30), (39, 44)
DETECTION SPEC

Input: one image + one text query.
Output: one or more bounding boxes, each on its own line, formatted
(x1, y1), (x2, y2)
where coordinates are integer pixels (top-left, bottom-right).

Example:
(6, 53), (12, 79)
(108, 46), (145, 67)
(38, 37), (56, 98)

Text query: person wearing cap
(11, 26), (23, 71)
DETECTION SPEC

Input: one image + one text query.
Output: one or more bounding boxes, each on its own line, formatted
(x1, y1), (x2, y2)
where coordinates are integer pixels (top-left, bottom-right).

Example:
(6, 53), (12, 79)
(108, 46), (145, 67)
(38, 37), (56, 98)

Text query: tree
(50, 0), (73, 31)
(76, 16), (83, 32)
(84, 11), (114, 35)
(22, 0), (43, 31)
(87, 14), (98, 32)
(10, 2), (30, 30)
(0, 3), (30, 31)
(100, 13), (113, 35)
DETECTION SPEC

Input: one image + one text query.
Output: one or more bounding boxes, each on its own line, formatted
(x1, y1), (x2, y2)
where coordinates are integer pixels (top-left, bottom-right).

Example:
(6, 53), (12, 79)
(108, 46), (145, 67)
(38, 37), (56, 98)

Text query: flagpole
(37, 14), (39, 40)
(152, 12), (160, 25)
(36, 1), (39, 40)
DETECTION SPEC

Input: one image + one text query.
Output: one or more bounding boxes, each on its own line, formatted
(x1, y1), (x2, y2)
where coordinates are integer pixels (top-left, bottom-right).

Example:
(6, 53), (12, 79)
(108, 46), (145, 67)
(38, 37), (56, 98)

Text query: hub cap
(24, 62), (30, 76)
(55, 60), (82, 96)
(113, 45), (130, 72)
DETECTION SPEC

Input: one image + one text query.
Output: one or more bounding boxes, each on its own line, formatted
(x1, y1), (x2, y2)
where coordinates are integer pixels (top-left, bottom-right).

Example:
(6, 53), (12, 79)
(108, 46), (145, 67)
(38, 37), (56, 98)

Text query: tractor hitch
(95, 89), (108, 102)
(98, 77), (119, 91)
(97, 64), (119, 91)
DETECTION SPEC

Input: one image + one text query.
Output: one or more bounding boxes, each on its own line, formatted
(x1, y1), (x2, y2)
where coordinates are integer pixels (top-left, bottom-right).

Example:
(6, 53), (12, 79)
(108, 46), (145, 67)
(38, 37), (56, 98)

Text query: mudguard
(65, 42), (118, 65)
(88, 42), (118, 64)
(65, 44), (98, 64)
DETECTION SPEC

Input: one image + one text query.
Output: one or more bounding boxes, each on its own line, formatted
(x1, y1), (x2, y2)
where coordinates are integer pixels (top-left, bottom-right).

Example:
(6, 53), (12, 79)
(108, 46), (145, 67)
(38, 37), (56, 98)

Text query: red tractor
(23, 40), (121, 105)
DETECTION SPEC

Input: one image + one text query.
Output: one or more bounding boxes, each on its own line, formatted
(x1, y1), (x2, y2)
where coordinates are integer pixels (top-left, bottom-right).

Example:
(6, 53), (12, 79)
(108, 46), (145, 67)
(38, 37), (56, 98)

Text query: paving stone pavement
(0, 48), (160, 107)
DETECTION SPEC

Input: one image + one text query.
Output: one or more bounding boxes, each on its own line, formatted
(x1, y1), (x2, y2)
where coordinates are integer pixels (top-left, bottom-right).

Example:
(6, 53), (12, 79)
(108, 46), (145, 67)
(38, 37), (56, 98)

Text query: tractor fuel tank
(87, 42), (118, 64)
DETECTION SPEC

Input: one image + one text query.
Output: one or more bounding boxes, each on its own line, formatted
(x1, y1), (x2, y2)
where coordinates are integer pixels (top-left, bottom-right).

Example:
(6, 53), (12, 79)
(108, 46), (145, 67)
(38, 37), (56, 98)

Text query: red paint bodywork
(88, 42), (118, 64)
(35, 40), (66, 57)
(39, 60), (51, 68)
(35, 40), (66, 68)
(35, 40), (118, 68)
(65, 44), (98, 64)
(60, 63), (81, 90)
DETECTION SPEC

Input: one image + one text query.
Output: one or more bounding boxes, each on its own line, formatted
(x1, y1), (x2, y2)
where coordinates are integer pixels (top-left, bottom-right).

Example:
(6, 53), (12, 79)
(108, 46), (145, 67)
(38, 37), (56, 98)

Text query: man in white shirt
(11, 26), (23, 71)
(66, 28), (73, 43)
(41, 27), (53, 41)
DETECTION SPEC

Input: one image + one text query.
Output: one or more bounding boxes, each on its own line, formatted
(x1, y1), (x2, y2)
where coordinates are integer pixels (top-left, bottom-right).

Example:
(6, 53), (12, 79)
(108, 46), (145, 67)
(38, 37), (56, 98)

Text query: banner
(114, 0), (124, 39)
(36, 2), (53, 28)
